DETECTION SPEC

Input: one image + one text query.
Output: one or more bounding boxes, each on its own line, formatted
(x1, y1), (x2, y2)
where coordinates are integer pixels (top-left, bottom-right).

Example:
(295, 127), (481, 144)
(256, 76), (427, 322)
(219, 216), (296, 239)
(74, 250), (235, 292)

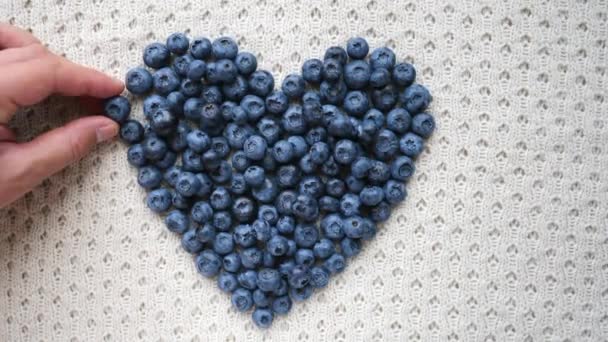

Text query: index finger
(0, 23), (40, 49)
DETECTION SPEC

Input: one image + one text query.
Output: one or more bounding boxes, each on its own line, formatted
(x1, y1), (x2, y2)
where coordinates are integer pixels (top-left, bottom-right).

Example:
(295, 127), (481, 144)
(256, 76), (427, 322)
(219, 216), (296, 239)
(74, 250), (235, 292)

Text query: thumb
(18, 115), (118, 183)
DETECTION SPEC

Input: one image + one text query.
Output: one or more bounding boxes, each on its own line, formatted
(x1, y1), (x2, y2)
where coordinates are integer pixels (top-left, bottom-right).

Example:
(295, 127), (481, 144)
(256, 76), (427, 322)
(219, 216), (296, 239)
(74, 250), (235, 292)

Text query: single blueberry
(345, 175), (365, 194)
(370, 46), (396, 70)
(289, 285), (313, 302)
(369, 68), (391, 88)
(195, 249), (222, 277)
(321, 156), (340, 177)
(276, 215), (295, 235)
(152, 67), (180, 95)
(267, 235), (289, 256)
(104, 96), (131, 123)
(384, 179), (407, 204)
(374, 129), (399, 160)
(143, 42), (170, 69)
(258, 205), (278, 225)
(343, 215), (365, 239)
(181, 149), (203, 172)
(399, 132), (425, 157)
(411, 112), (435, 138)
(215, 58), (238, 83)
(213, 232), (235, 255)
(271, 296), (292, 315)
(272, 140), (295, 164)
(282, 105), (307, 135)
(127, 144), (146, 167)
(251, 177), (279, 204)
(183, 97), (204, 121)
(253, 288), (271, 307)
(370, 201), (391, 222)
(120, 120), (144, 144)
(172, 54), (194, 77)
(197, 223), (217, 243)
(212, 211), (232, 232)
(182, 228), (204, 254)
(340, 193), (361, 217)
(231, 288), (253, 312)
(257, 117), (281, 145)
(252, 219), (271, 242)
(218, 272), (239, 293)
(324, 46), (348, 65)
(322, 58), (342, 82)
(368, 160), (391, 185)
(390, 155), (415, 181)
(235, 52), (257, 75)
(288, 264), (311, 289)
(295, 249), (315, 267)
(165, 210), (189, 234)
(190, 37), (212, 60)
(225, 122), (253, 149)
(248, 70), (274, 97)
(281, 74), (306, 99)
(324, 253), (346, 274)
(291, 194), (319, 222)
(320, 80), (348, 105)
(313, 239), (336, 259)
(175, 171), (202, 197)
(319, 196), (340, 212)
(386, 108), (412, 134)
(298, 175), (324, 198)
(146, 188), (172, 212)
(340, 238), (361, 258)
(256, 268), (281, 292)
(344, 60), (371, 89)
(222, 76), (249, 102)
(223, 253), (242, 273)
(187, 59), (207, 80)
(359, 186), (385, 206)
(232, 197), (255, 223)
(393, 62), (416, 87)
(142, 136), (168, 161)
(125, 67), (153, 95)
(180, 78), (202, 97)
(301, 58), (324, 84)
(305, 126), (327, 145)
(166, 32), (189, 55)
(201, 85), (224, 104)
(309, 266), (330, 288)
(234, 224), (257, 247)
(294, 223), (319, 248)
(276, 165), (301, 189)
(191, 201), (213, 223)
(252, 308), (273, 329)
(333, 139), (358, 165)
(208, 160), (233, 184)
(186, 130), (211, 153)
(309, 142), (330, 165)
(212, 36), (238, 60)
(371, 85), (398, 111)
(346, 37), (369, 59)
(240, 248), (263, 269)
(401, 83), (431, 114)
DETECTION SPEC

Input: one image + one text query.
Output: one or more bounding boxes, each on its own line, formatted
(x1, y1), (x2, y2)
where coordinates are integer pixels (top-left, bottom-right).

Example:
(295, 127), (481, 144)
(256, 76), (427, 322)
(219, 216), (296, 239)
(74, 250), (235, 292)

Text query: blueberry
(346, 37), (369, 59)
(190, 201), (213, 224)
(210, 211), (231, 233)
(104, 96), (131, 123)
(387, 108), (412, 134)
(267, 235), (289, 256)
(411, 112), (435, 138)
(368, 160), (390, 185)
(195, 250), (222, 277)
(392, 62), (416, 87)
(237, 270), (258, 290)
(190, 37), (212, 59)
(182, 228), (204, 254)
(333, 139), (358, 165)
(374, 129), (398, 160)
(235, 51), (257, 75)
(322, 58), (342, 81)
(187, 59), (207, 80)
(240, 94), (265, 122)
(343, 215), (365, 239)
(231, 288), (253, 311)
(209, 187), (231, 210)
(201, 85), (224, 104)
(171, 191), (191, 210)
(399, 132), (424, 157)
(222, 76), (249, 101)
(183, 97), (204, 120)
(298, 176), (324, 198)
(345, 175), (365, 194)
(324, 46), (348, 65)
(241, 248), (263, 269)
(291, 194), (319, 222)
(150, 109), (176, 133)
(166, 92), (185, 116)
(401, 83), (431, 114)
(175, 172), (201, 197)
(214, 59), (238, 83)
(313, 239), (336, 259)
(225, 123), (253, 149)
(181, 149), (203, 172)
(344, 60), (371, 89)
(205, 62), (221, 84)
(162, 166), (181, 187)
(252, 219), (271, 242)
(229, 153), (249, 174)
(287, 136), (308, 158)
(305, 127), (327, 145)
(321, 156), (340, 177)
(146, 188), (172, 212)
(142, 136), (168, 161)
(294, 223), (319, 248)
(119, 120), (144, 144)
(223, 253), (242, 273)
(288, 264), (310, 288)
(244, 166), (265, 187)
(172, 54), (194, 77)
(369, 68), (391, 88)
(289, 285), (313, 302)
(253, 288), (271, 307)
(359, 186), (384, 206)
(165, 210), (189, 234)
(166, 32), (189, 55)
(197, 223), (217, 243)
(257, 117), (281, 145)
(324, 253), (346, 274)
(211, 232), (234, 255)
(370, 201), (391, 222)
(309, 266), (330, 288)
(195, 173), (213, 197)
(127, 144), (146, 167)
(298, 58), (323, 85)
(360, 218), (377, 240)
(186, 130), (211, 153)
(381, 181), (404, 206)
(218, 272), (238, 293)
(209, 160), (233, 184)
(370, 47), (396, 70)
(320, 80), (347, 105)
(339, 193), (360, 217)
(180, 78), (202, 97)
(295, 249), (315, 267)
(232, 197), (255, 223)
(125, 67), (153, 95)
(258, 205), (278, 225)
(340, 238), (361, 258)
(282, 105), (307, 135)
(252, 177), (279, 203)
(302, 94), (324, 125)
(252, 308), (273, 329)
(143, 42), (170, 69)
(319, 196), (340, 212)
(199, 103), (223, 130)
(281, 74), (305, 99)
(210, 137), (229, 159)
(270, 140), (294, 164)
(256, 268), (281, 292)
(371, 85), (398, 111)
(154, 150), (177, 169)
(390, 155), (415, 181)
(276, 165), (300, 189)
(276, 215), (295, 235)
(272, 295), (292, 315)
(212, 36), (238, 59)
(152, 67), (180, 95)
(265, 90), (289, 115)
(248, 70), (274, 97)
(351, 157), (372, 178)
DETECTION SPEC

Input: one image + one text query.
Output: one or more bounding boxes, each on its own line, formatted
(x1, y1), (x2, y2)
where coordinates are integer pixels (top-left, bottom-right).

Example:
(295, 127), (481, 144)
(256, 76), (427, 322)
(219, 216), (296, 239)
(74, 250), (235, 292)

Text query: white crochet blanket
(1, 0), (607, 340)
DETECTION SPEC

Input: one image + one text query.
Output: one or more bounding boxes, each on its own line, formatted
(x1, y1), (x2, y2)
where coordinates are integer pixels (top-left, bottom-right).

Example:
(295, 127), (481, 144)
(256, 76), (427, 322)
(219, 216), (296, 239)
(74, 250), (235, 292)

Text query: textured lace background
(1, 0), (608, 341)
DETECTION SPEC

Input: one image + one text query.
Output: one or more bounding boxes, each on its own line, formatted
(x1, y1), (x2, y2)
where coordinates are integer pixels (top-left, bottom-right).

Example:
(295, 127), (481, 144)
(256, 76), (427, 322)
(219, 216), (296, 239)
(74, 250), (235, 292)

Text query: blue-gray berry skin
(195, 173), (213, 197)
(282, 105), (307, 135)
(210, 186), (232, 210)
(345, 175), (365, 194)
(172, 54), (194, 77)
(320, 80), (347, 105)
(209, 160), (233, 184)
(222, 76), (249, 102)
(248, 70), (274, 97)
(180, 78), (202, 97)
(302, 58), (324, 84)
(237, 270), (258, 290)
(201, 85), (224, 104)
(212, 211), (232, 232)
(182, 228), (204, 254)
(256, 268), (281, 292)
(265, 90), (289, 115)
(150, 108), (176, 133)
(222, 253), (241, 273)
(152, 67), (180, 95)
(142, 136), (168, 161)
(371, 85), (398, 111)
(411, 112), (435, 138)
(401, 83), (431, 114)
(344, 60), (371, 89)
(399, 132), (424, 157)
(276, 190), (297, 215)
(294, 223), (319, 248)
(165, 210), (189, 234)
(195, 250), (222, 277)
(166, 91), (185, 116)
(324, 253), (346, 274)
(231, 287), (253, 311)
(239, 94), (265, 122)
(187, 59), (207, 80)
(253, 288), (271, 307)
(340, 193), (361, 217)
(182, 149), (203, 172)
(125, 67), (153, 95)
(281, 74), (306, 99)
(384, 180), (407, 204)
(272, 140), (295, 164)
(370, 201), (391, 222)
(186, 130), (211, 153)
(359, 186), (384, 206)
(368, 160), (390, 185)
(291, 195), (319, 223)
(374, 129), (399, 160)
(256, 117), (281, 145)
(305, 127), (327, 146)
(175, 171), (201, 197)
(360, 218), (377, 240)
(370, 47), (396, 70)
(271, 296), (292, 315)
(191, 201), (213, 223)
(143, 94), (168, 118)
(241, 248), (263, 269)
(333, 140), (358, 165)
(390, 155), (415, 181)
(289, 285), (313, 302)
(218, 272), (238, 293)
(276, 215), (295, 235)
(166, 32), (189, 55)
(146, 188), (172, 212)
(321, 213), (345, 240)
(309, 266), (330, 288)
(258, 205), (278, 225)
(309, 142), (330, 165)
(313, 239), (336, 259)
(288, 264), (311, 288)
(386, 108), (412, 134)
(120, 120), (144, 144)
(346, 37), (369, 59)
(243, 135), (267, 161)
(143, 42), (170, 69)
(215, 59), (238, 83)
(392, 62), (416, 87)
(252, 308), (273, 329)
(322, 58), (342, 81)
(234, 51), (257, 75)
(213, 232), (235, 255)
(343, 215), (365, 239)
(212, 37), (238, 60)
(369, 68), (391, 88)
(252, 177), (279, 204)
(319, 196), (340, 212)
(298, 175), (324, 198)
(127, 144), (146, 167)
(233, 224), (256, 248)
(138, 165), (162, 190)
(295, 249), (315, 267)
(225, 123), (253, 149)
(183, 97), (203, 121)
(197, 223), (216, 243)
(324, 46), (348, 65)
(190, 37), (212, 59)
(154, 150), (177, 169)
(104, 96), (131, 123)
(267, 235), (289, 256)
(340, 238), (361, 258)
(171, 191), (191, 210)
(232, 196), (255, 223)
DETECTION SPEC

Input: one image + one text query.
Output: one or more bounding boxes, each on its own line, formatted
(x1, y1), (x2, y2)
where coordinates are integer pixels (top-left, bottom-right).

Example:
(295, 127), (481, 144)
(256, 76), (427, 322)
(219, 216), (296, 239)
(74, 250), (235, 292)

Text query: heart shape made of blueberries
(103, 33), (435, 328)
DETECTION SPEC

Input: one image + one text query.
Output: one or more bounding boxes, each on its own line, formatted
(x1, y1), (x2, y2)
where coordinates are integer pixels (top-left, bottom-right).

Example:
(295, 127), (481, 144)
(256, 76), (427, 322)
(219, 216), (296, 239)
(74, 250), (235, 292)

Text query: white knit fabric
(1, 0), (608, 341)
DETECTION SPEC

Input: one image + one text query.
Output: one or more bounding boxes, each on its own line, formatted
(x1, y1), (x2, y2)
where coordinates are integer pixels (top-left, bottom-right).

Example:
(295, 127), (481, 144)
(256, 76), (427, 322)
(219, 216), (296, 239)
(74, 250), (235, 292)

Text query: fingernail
(111, 77), (124, 87)
(96, 122), (118, 143)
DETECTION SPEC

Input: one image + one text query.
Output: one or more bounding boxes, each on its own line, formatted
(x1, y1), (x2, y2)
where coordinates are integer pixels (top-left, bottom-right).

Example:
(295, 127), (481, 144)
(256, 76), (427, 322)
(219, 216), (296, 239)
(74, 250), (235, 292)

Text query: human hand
(0, 23), (124, 208)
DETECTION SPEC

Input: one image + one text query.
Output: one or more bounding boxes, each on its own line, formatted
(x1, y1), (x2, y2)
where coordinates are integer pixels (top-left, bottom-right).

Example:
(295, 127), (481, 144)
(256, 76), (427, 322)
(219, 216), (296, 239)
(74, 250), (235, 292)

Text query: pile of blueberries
(103, 33), (434, 328)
